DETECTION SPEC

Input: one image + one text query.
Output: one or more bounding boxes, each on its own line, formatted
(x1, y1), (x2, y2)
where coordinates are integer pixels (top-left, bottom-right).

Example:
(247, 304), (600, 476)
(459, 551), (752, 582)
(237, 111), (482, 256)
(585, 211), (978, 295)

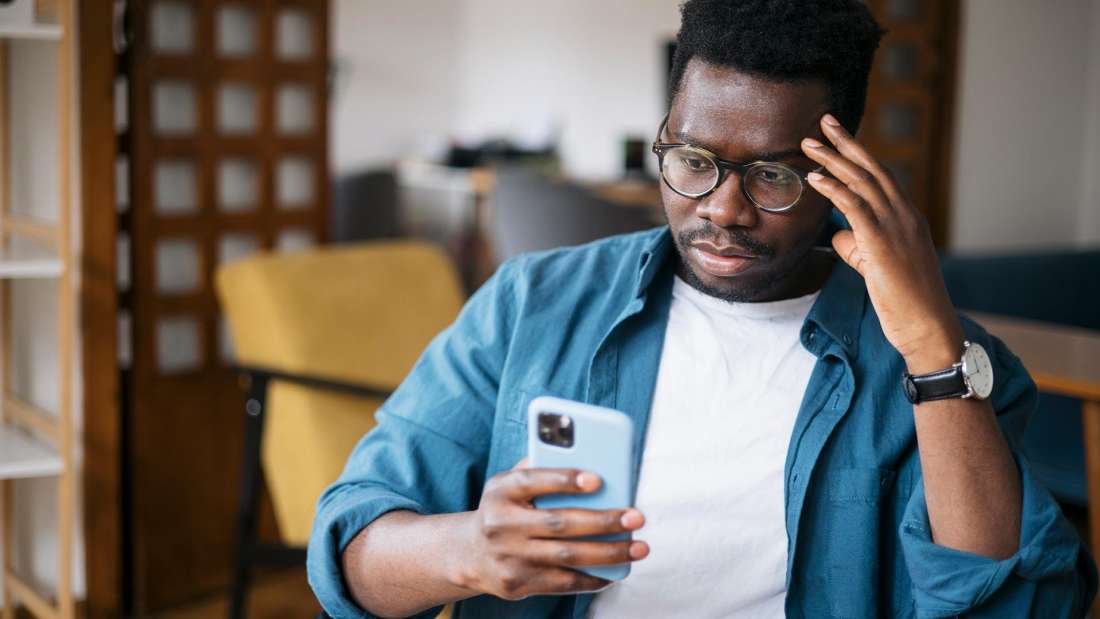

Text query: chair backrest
(940, 249), (1100, 331)
(216, 240), (465, 543)
(491, 165), (656, 263)
(330, 167), (402, 243)
(940, 248), (1100, 506)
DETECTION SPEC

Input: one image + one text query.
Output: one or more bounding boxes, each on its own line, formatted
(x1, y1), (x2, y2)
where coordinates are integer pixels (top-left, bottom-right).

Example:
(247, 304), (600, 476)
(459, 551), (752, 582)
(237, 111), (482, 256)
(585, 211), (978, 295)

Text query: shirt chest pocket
(487, 387), (538, 476)
(488, 385), (588, 476)
(815, 467), (913, 618)
(827, 467), (897, 504)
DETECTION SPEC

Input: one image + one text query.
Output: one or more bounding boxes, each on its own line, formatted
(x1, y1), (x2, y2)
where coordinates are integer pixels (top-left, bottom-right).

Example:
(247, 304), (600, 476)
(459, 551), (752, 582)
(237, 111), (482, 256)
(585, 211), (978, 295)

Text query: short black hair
(669, 0), (885, 134)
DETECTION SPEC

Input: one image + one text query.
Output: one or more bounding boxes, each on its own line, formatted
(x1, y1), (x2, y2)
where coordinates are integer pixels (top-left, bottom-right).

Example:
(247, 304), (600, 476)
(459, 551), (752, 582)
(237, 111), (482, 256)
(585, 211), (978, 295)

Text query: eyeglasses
(651, 114), (824, 212)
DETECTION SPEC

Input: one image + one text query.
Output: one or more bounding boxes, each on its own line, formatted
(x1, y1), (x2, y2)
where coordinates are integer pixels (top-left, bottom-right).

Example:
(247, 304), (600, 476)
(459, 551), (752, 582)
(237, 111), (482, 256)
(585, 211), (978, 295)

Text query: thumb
(513, 457), (530, 470)
(831, 229), (863, 275)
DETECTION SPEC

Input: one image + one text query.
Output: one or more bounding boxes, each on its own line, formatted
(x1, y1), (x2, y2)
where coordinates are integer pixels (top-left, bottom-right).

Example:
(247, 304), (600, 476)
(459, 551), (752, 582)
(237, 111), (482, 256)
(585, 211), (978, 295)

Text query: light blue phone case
(527, 396), (635, 581)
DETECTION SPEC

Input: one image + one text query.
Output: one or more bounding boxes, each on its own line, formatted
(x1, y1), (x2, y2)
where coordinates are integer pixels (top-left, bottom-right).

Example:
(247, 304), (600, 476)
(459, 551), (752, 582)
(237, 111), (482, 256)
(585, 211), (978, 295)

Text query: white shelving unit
(0, 425), (61, 480)
(0, 243), (63, 279)
(0, 25), (61, 41)
(0, 1), (76, 618)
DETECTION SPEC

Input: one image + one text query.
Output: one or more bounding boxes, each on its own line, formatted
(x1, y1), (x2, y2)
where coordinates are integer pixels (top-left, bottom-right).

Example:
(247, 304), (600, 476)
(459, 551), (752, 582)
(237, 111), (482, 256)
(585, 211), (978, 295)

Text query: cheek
(757, 194), (829, 238)
(660, 188), (693, 227)
(768, 203), (832, 252)
(802, 190), (834, 220)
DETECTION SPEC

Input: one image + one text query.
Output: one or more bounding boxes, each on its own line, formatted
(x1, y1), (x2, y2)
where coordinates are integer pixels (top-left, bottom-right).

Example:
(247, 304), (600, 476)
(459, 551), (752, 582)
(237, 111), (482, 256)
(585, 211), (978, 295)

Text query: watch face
(961, 342), (994, 400)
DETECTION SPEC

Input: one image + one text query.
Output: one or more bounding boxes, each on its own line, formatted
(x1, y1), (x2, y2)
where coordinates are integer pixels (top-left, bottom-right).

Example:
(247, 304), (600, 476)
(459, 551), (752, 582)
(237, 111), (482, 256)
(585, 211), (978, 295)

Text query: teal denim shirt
(308, 225), (1096, 618)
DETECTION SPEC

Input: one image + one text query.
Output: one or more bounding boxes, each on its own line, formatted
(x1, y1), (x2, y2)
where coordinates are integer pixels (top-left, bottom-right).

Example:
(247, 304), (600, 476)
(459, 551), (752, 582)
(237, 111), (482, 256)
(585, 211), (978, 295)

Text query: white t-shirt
(587, 275), (820, 619)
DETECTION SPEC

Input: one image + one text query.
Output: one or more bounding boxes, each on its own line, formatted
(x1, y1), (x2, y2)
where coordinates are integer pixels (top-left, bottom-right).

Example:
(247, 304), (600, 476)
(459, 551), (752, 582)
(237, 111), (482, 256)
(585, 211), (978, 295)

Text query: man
(308, 1), (1097, 617)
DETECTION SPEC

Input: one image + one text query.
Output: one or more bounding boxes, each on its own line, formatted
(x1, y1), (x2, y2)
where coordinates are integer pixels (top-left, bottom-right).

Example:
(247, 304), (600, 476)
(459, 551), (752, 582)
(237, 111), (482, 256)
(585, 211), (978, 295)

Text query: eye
(677, 155), (710, 173)
(755, 166), (797, 185)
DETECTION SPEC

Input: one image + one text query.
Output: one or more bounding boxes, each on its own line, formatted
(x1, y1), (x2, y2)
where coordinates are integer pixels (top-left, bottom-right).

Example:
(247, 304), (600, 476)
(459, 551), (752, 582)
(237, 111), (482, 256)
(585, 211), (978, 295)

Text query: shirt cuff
(307, 486), (436, 619)
(899, 457), (1089, 618)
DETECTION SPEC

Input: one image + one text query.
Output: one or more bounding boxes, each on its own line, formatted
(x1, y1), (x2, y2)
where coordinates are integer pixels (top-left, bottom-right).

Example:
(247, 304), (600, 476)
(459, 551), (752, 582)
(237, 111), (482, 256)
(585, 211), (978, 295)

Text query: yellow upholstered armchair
(215, 240), (465, 618)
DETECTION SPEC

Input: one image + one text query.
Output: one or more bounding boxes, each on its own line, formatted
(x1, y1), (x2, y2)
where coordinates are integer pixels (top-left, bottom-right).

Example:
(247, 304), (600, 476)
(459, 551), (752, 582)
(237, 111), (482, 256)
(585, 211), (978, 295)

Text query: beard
(672, 222), (818, 303)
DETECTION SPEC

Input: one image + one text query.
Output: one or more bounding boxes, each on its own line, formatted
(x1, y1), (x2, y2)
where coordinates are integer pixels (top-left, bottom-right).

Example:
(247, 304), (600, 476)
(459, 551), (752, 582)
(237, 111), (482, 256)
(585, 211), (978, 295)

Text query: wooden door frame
(79, 1), (122, 616)
(932, 0), (960, 249)
(863, 0), (960, 249)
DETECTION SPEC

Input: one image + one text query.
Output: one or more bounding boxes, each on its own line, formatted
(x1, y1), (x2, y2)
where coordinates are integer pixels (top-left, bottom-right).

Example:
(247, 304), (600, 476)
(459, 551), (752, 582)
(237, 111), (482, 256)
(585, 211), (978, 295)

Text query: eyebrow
(673, 129), (807, 164)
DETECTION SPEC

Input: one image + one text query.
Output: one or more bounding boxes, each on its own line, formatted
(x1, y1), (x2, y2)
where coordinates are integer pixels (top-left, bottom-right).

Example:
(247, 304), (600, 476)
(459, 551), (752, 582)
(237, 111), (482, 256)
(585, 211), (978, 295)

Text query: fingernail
(807, 172), (825, 182)
(803, 138), (824, 149)
(620, 509), (644, 529)
(576, 472), (601, 490)
(822, 113), (841, 127)
(629, 541), (649, 560)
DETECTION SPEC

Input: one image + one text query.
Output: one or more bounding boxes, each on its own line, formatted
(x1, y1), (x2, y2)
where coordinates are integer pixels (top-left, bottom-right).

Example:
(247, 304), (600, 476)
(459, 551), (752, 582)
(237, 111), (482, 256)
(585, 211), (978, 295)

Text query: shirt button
(842, 334), (853, 345)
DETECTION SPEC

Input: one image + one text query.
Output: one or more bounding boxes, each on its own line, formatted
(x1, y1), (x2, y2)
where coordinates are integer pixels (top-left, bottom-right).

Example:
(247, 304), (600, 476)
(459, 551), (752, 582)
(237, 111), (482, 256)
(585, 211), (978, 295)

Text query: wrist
(445, 511), (482, 593)
(903, 324), (965, 375)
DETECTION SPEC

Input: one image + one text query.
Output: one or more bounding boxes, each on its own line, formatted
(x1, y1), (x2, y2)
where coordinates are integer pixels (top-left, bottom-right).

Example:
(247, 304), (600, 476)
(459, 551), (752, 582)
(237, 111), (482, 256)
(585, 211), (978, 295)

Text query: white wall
(330, 0), (464, 175)
(1077, 0), (1100, 245)
(949, 0), (1100, 252)
(454, 0), (679, 180)
(332, 0), (680, 180)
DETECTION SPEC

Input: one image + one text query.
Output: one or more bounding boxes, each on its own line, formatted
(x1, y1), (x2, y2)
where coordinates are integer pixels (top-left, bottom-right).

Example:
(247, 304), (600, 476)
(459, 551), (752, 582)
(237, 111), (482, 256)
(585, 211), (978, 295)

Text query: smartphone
(527, 396), (636, 581)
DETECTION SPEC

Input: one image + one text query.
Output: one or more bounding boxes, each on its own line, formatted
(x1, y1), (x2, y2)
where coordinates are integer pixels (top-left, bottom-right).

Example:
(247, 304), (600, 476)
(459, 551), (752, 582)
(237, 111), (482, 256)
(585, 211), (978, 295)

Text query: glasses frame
(651, 114), (824, 212)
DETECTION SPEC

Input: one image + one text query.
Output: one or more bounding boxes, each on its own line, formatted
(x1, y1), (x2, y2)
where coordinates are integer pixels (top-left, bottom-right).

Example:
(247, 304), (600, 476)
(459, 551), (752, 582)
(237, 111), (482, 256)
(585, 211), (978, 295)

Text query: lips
(690, 242), (758, 277)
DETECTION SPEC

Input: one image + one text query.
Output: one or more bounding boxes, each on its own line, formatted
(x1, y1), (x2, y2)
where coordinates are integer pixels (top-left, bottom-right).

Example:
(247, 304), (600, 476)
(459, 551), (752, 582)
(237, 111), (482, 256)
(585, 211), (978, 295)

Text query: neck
(767, 248), (836, 300)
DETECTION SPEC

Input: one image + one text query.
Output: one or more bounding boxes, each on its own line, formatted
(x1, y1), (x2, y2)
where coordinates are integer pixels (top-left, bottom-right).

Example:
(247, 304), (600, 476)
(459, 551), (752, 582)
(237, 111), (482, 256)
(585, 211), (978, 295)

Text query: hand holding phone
(455, 397), (646, 600)
(527, 396), (638, 581)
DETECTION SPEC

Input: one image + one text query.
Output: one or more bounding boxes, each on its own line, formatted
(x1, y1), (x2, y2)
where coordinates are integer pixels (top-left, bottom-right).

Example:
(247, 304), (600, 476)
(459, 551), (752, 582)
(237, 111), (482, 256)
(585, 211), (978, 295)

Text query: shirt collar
(636, 216), (867, 358)
(801, 260), (866, 359)
(634, 226), (676, 298)
(803, 209), (867, 359)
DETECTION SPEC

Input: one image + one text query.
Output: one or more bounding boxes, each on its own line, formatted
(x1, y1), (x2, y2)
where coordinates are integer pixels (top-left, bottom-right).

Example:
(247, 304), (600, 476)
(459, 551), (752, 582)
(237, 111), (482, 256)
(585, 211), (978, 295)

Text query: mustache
(677, 223), (776, 259)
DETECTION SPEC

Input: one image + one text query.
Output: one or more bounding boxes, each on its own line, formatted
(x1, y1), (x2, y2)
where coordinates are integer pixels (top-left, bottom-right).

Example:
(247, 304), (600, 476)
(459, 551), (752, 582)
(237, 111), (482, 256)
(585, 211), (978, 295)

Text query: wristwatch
(902, 340), (994, 404)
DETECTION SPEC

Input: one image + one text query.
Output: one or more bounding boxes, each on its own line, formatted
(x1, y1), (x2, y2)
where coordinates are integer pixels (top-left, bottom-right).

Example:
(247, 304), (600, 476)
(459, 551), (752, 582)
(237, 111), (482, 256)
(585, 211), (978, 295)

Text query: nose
(694, 170), (759, 229)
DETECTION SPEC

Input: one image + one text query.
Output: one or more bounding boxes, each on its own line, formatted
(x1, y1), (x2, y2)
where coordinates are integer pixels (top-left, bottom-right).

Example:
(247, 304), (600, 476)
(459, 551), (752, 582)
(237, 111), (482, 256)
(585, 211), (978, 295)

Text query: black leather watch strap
(902, 365), (967, 404)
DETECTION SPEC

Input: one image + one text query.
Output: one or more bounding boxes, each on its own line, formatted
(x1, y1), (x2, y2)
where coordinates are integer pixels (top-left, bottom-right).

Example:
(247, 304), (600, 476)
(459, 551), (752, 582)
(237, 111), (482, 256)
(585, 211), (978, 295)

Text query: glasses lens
(745, 163), (802, 210)
(662, 147), (718, 196)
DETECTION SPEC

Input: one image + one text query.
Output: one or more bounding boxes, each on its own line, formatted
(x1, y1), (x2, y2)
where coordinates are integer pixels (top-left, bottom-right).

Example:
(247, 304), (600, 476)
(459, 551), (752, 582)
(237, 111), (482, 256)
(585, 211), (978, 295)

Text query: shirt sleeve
(899, 329), (1099, 618)
(306, 260), (520, 618)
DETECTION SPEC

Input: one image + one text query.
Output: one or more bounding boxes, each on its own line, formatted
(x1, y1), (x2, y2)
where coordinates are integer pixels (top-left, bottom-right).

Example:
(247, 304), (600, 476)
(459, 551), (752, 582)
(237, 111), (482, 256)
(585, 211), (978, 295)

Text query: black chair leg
(230, 373), (270, 619)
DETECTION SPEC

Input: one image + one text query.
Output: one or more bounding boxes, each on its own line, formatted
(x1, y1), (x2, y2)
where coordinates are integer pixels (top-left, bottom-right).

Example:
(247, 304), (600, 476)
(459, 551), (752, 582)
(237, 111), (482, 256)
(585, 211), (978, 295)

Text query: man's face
(662, 58), (835, 302)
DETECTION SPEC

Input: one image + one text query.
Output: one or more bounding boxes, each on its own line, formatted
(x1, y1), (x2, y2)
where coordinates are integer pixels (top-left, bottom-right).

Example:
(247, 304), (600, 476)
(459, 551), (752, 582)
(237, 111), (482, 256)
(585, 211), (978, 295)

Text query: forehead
(670, 58), (830, 159)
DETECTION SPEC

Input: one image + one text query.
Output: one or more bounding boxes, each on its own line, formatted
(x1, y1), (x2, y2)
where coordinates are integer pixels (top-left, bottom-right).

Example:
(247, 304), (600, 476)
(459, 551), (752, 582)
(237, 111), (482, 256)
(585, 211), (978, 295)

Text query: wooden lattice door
(862, 0), (959, 248)
(121, 0), (328, 610)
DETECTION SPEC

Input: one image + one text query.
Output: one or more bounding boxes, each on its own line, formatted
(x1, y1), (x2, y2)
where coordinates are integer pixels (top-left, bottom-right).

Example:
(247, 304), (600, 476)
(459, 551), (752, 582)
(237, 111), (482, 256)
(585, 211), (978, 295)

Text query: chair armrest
(233, 365), (394, 401)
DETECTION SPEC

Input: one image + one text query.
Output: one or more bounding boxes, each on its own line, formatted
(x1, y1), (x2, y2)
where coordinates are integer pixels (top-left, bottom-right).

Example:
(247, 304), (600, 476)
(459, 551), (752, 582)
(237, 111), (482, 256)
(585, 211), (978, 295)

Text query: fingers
(802, 136), (892, 218)
(818, 114), (904, 204)
(524, 538), (650, 567)
(524, 568), (613, 597)
(805, 170), (877, 231)
(830, 229), (866, 275)
(516, 507), (645, 538)
(487, 467), (602, 502)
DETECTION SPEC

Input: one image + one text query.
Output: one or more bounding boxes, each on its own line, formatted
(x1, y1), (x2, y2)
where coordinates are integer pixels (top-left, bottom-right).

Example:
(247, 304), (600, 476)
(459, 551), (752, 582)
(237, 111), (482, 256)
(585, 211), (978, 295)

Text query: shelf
(0, 244), (63, 279)
(0, 423), (62, 480)
(0, 257), (62, 279)
(0, 23), (63, 41)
